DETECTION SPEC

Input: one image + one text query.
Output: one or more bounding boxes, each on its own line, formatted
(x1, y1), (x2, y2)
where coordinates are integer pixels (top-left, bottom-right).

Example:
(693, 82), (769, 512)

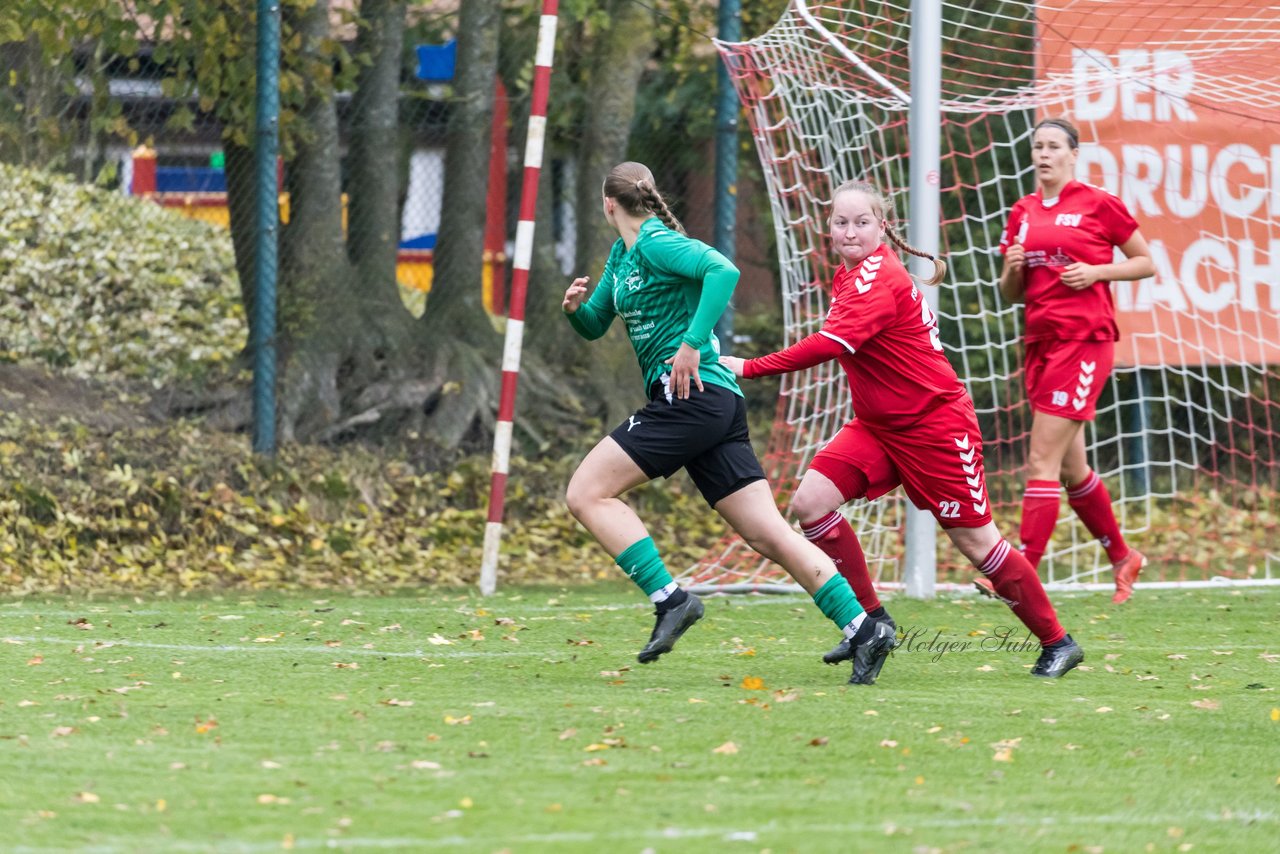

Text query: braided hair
(832, 179), (947, 286)
(603, 162), (687, 235)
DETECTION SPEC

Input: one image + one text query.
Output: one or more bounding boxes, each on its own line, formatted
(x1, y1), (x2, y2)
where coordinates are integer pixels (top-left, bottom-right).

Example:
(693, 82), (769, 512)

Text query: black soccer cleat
(636, 593), (705, 664)
(822, 611), (896, 664)
(849, 620), (898, 685)
(1030, 634), (1084, 678)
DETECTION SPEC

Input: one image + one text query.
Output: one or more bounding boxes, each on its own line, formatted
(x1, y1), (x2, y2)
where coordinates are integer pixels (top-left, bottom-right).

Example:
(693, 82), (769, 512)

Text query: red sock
(1066, 471), (1128, 563)
(1019, 479), (1062, 568)
(979, 539), (1066, 646)
(802, 511), (881, 613)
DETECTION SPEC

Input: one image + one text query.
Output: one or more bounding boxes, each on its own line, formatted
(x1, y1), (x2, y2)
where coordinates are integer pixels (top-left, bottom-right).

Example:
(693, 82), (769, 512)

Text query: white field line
(9, 808), (1277, 853)
(3, 583), (1277, 621)
(2, 633), (1275, 661)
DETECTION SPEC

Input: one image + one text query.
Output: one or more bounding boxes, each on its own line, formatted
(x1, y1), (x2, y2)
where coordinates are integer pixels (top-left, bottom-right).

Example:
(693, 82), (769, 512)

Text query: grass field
(1, 584), (1277, 853)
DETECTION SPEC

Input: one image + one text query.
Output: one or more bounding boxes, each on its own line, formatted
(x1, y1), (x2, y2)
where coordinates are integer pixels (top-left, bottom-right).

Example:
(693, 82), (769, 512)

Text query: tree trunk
(416, 0), (504, 449)
(277, 0), (359, 442)
(346, 0), (406, 318)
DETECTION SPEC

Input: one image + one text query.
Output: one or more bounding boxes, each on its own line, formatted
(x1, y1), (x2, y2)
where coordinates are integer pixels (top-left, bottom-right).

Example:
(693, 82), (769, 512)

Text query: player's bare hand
(562, 277), (590, 313)
(1060, 262), (1098, 290)
(1003, 244), (1026, 274)
(664, 343), (704, 399)
(719, 355), (746, 378)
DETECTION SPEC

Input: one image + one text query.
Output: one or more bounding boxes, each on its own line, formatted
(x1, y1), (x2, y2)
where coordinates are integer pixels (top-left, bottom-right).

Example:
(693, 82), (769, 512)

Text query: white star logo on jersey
(853, 254), (883, 294)
(1072, 360), (1096, 411)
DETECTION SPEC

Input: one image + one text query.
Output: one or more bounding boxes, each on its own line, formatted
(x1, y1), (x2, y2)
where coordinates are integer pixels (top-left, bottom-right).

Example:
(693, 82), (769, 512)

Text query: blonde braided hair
(833, 180), (947, 286)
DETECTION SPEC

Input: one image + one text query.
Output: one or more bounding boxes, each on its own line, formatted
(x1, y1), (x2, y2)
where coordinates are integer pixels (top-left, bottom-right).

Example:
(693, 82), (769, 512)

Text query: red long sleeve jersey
(743, 245), (966, 430)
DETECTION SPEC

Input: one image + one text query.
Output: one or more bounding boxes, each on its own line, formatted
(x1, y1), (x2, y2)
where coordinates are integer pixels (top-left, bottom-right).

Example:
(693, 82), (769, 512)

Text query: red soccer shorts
(808, 397), (993, 529)
(1024, 338), (1114, 421)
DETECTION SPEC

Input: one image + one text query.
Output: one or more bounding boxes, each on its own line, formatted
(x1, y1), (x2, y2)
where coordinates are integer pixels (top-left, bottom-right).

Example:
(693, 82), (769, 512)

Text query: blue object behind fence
(156, 166), (227, 193)
(416, 40), (457, 82)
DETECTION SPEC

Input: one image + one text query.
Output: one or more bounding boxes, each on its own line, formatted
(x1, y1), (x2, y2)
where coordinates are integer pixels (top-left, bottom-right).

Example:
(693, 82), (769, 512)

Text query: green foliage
(1, 588), (1277, 849)
(0, 162), (245, 384)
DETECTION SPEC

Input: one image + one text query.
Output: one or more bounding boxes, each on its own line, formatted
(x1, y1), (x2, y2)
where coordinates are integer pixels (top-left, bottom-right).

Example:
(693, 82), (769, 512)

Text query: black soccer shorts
(609, 379), (766, 507)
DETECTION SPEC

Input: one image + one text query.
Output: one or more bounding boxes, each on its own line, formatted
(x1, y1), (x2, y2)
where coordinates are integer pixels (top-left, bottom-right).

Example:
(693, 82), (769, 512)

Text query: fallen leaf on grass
(558, 728), (577, 741)
(427, 634), (453, 646)
(740, 676), (765, 691)
(195, 717), (218, 734)
(380, 699), (414, 707)
(582, 758), (607, 766)
(332, 662), (359, 669)
(879, 739), (898, 748)
(809, 737), (828, 747)
(712, 741), (739, 755)
(51, 726), (76, 738)
(410, 760), (442, 770)
(443, 715), (471, 726)
(74, 792), (100, 803)
(1190, 699), (1220, 710)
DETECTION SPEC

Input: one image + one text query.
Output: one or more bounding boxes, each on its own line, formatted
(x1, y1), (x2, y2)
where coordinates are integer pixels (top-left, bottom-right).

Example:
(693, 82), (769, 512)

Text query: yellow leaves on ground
(1190, 699), (1221, 710)
(443, 714), (471, 726)
(712, 741), (739, 755)
(991, 737), (1022, 762)
(739, 676), (765, 691)
(1270, 708), (1279, 721)
(194, 716), (217, 734)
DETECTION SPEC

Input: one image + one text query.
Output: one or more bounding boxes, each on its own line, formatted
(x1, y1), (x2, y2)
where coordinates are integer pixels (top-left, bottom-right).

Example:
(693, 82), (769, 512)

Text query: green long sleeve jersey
(565, 218), (743, 398)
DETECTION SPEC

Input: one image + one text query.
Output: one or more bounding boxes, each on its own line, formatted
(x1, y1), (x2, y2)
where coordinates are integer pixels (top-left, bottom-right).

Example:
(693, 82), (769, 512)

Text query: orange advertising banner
(1037, 1), (1280, 367)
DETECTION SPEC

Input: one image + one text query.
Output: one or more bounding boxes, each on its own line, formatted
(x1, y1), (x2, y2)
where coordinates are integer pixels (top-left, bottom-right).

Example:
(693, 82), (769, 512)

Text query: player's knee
(788, 487), (831, 524)
(564, 479), (593, 521)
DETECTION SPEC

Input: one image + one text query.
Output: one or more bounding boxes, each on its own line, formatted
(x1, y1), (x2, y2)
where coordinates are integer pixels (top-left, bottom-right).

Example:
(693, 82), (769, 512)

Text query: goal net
(681, 0), (1280, 592)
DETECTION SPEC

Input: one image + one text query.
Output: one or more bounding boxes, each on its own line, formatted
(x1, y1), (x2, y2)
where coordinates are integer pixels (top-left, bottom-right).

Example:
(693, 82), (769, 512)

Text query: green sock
(615, 537), (674, 597)
(812, 574), (865, 630)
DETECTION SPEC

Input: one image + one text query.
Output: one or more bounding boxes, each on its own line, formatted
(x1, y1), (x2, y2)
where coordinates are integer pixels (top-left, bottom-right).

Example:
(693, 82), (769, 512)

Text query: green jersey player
(562, 161), (896, 683)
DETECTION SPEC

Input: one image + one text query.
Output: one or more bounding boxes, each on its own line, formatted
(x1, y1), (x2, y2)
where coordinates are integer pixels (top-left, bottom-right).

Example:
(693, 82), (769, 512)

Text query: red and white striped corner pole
(480, 1), (559, 596)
